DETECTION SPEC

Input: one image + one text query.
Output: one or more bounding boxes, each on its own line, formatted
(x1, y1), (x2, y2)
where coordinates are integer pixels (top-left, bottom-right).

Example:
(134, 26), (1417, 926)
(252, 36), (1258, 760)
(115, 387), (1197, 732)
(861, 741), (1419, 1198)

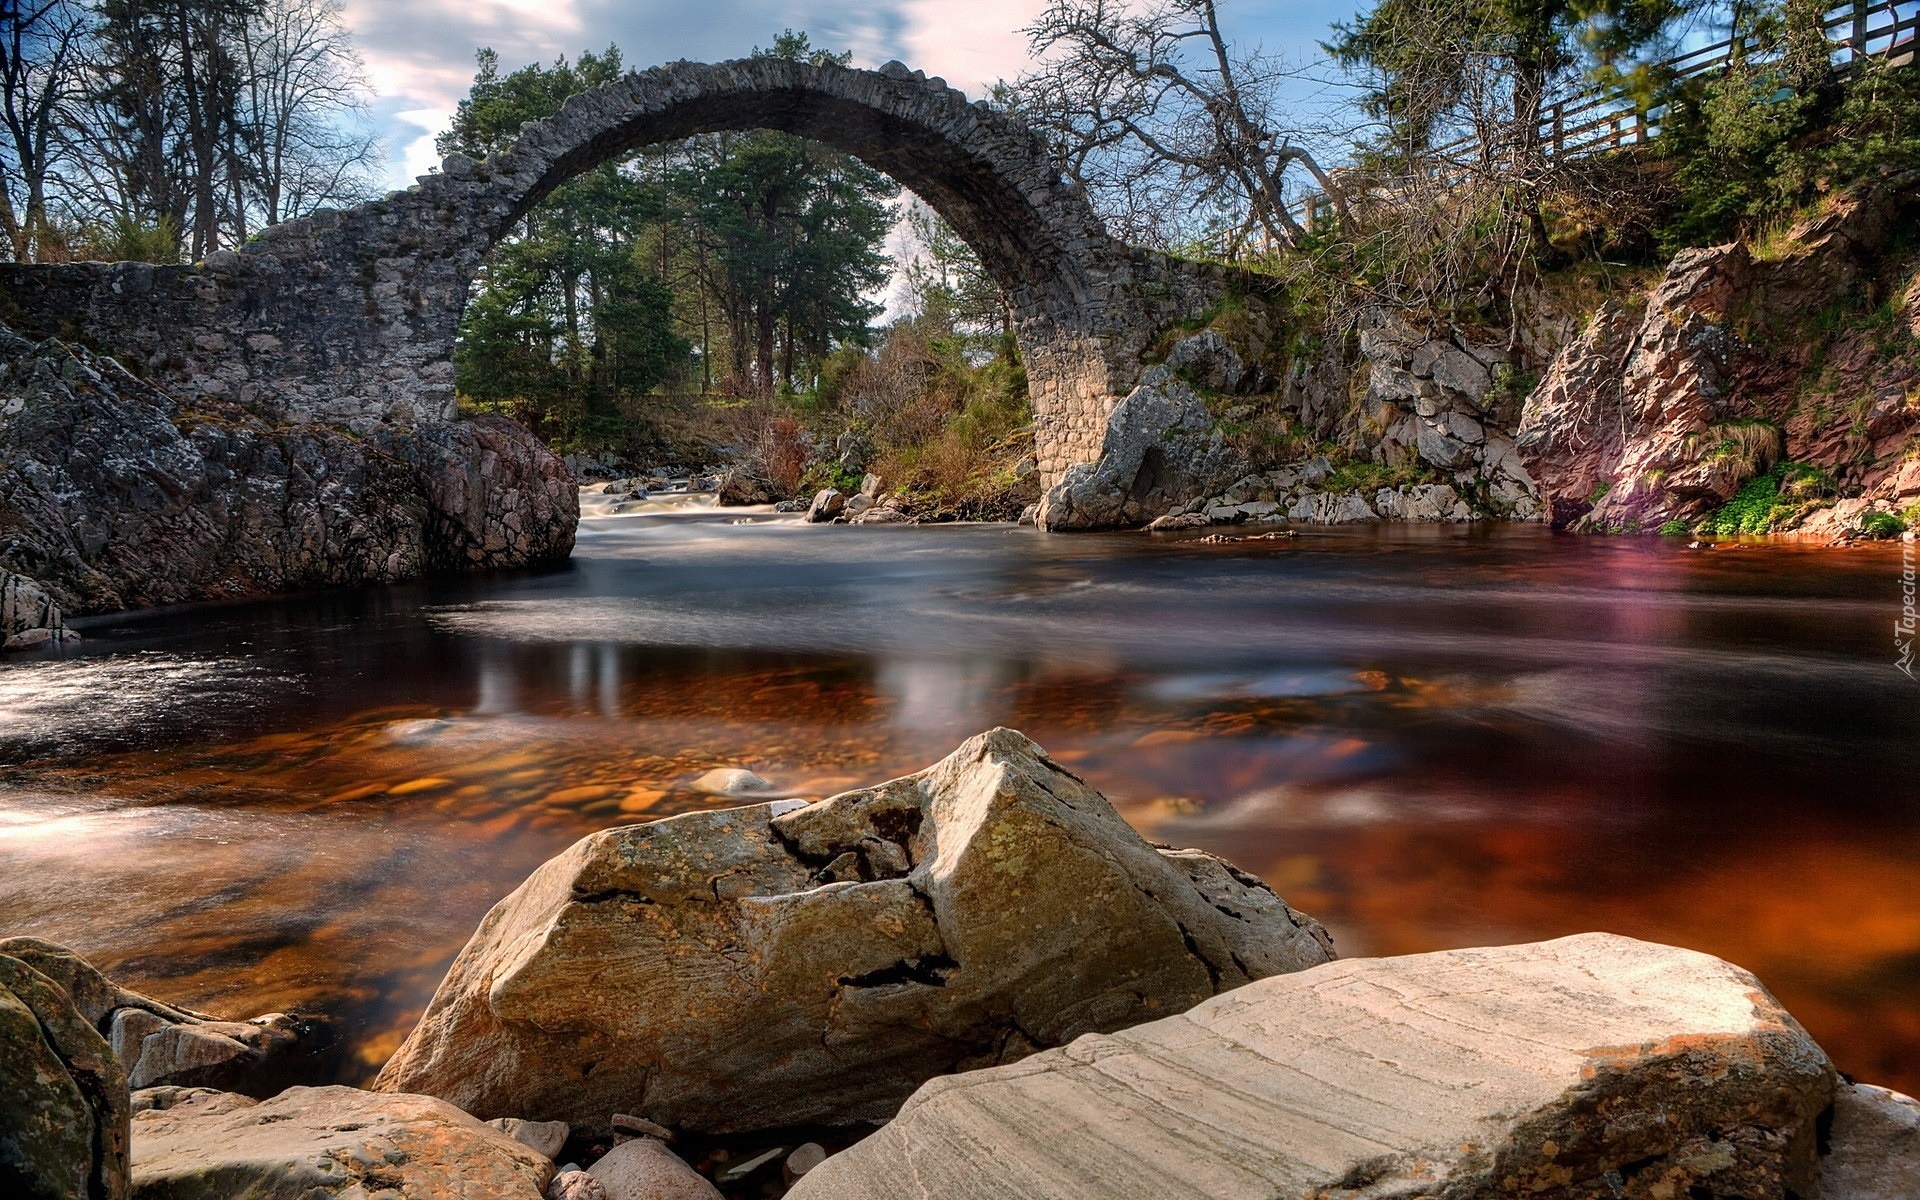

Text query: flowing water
(2, 494), (1917, 1091)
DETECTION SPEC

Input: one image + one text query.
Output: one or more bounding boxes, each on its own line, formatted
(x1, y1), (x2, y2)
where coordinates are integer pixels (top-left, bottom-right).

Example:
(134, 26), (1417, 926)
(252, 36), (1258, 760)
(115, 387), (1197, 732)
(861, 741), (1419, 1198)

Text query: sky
(341, 0), (1360, 190)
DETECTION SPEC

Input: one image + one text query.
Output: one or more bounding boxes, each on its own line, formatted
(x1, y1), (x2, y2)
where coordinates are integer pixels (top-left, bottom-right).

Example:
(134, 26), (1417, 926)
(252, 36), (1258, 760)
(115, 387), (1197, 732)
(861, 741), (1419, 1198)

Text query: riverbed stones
(488, 1117), (571, 1160)
(0, 951), (131, 1200)
(788, 933), (1837, 1200)
(129, 1085), (554, 1199)
(0, 937), (328, 1097)
(374, 728), (1333, 1136)
(805, 488), (846, 522)
(687, 768), (773, 796)
(586, 1139), (720, 1200)
(549, 1169), (609, 1200)
(1815, 1082), (1920, 1198)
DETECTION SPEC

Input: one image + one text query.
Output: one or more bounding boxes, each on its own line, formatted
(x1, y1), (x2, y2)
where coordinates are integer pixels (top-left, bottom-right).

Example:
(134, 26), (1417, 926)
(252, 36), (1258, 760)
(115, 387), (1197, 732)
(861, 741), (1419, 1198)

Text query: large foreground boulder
(0, 937), (329, 1097)
(1, 951), (131, 1200)
(0, 327), (576, 616)
(129, 1085), (553, 1199)
(375, 728), (1333, 1135)
(790, 934), (1838, 1200)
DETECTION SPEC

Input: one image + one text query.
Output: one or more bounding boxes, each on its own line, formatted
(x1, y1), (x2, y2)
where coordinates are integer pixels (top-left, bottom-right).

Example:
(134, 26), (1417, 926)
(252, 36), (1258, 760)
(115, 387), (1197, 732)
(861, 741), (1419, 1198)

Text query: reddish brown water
(2, 504), (1916, 1091)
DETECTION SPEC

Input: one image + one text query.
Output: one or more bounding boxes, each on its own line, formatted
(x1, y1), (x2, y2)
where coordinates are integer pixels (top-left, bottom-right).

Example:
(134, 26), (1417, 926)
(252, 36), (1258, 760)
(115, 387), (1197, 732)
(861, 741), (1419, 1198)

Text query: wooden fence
(1286, 0), (1915, 227)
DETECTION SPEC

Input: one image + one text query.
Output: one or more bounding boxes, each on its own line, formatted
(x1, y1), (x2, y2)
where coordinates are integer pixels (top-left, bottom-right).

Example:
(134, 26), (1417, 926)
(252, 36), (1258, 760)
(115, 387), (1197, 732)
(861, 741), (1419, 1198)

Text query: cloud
(344, 0), (1354, 187)
(348, 0), (1046, 187)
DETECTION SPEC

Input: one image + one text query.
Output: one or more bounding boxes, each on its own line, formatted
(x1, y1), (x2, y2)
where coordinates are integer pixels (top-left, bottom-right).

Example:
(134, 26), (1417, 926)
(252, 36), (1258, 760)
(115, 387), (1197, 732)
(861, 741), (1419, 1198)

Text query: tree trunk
(755, 299), (776, 398)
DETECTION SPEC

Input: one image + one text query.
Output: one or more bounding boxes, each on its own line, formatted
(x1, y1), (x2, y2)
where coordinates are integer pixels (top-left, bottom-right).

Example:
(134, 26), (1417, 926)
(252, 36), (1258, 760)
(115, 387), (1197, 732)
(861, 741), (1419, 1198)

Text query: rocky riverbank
(5, 728), (1915, 1199)
(0, 325), (578, 643)
(677, 178), (1920, 542)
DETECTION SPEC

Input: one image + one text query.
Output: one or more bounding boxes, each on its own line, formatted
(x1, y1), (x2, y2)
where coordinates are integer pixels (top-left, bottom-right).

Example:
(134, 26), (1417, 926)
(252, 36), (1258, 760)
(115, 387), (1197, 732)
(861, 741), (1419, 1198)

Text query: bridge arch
(0, 59), (1228, 482)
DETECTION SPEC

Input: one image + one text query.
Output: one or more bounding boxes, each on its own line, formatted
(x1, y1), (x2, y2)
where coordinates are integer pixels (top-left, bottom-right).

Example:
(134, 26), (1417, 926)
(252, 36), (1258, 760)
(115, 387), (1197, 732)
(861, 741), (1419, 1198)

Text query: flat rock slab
(789, 933), (1837, 1200)
(130, 1084), (553, 1199)
(375, 728), (1332, 1135)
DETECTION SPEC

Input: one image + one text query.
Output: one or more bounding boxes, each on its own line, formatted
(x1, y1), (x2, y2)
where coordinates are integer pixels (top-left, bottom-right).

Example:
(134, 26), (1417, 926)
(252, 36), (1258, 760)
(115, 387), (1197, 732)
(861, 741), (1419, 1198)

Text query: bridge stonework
(0, 58), (1228, 483)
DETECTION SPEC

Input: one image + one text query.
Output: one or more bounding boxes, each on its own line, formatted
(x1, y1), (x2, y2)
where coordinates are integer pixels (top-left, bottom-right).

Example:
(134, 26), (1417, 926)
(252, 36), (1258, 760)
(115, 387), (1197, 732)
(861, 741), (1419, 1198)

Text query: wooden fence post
(1853, 0), (1870, 59)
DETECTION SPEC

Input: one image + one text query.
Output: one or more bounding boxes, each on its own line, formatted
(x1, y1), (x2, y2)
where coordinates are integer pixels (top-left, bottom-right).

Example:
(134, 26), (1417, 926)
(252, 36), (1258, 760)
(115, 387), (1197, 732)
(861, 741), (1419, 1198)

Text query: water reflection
(1, 505), (1915, 1091)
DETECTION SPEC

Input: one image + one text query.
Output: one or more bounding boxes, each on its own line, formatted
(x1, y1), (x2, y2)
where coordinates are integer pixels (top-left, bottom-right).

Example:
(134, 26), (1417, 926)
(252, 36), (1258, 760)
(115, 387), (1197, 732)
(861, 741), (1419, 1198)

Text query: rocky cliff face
(1040, 309), (1545, 531)
(1519, 179), (1920, 533)
(1046, 177), (1920, 537)
(0, 326), (578, 621)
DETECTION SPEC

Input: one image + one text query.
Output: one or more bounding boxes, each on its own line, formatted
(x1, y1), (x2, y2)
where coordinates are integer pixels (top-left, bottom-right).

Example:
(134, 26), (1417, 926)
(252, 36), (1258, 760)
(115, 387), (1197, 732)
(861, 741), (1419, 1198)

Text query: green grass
(1657, 519), (1692, 536)
(1858, 511), (1907, 539)
(1696, 461), (1838, 535)
(1698, 466), (1789, 535)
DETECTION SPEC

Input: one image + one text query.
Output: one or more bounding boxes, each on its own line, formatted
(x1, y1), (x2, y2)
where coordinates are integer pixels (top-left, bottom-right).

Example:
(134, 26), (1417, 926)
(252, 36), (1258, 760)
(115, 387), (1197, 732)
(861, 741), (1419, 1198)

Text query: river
(2, 494), (1917, 1092)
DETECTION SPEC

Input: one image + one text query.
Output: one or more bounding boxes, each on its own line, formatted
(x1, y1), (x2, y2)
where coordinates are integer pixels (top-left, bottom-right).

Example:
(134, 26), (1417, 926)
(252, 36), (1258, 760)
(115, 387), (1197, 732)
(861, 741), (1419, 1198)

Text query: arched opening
(417, 58), (1137, 482)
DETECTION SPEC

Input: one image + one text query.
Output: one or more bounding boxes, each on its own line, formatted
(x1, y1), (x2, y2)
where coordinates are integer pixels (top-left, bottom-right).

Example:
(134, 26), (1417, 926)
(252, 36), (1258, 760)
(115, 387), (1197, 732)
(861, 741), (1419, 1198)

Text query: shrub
(1698, 466), (1787, 534)
(1857, 510), (1907, 539)
(1708, 420), (1785, 479)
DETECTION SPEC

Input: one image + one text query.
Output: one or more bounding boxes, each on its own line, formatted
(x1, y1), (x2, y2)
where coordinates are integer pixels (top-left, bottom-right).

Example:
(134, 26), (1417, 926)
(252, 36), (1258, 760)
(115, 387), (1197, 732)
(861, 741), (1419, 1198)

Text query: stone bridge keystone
(0, 58), (1232, 485)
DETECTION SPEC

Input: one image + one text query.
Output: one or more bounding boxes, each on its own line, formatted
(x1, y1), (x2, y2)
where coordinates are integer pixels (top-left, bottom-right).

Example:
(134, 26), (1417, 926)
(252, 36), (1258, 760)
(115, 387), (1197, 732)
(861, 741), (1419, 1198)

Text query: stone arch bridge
(0, 57), (1235, 484)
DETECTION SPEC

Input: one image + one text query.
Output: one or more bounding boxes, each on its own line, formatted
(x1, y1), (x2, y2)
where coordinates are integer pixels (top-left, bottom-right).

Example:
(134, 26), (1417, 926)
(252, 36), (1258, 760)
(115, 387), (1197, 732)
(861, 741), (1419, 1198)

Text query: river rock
(1287, 491), (1377, 523)
(0, 951), (131, 1200)
(0, 937), (328, 1097)
(488, 1117), (571, 1159)
(1815, 1082), (1920, 1198)
(549, 1169), (610, 1200)
(805, 488), (846, 522)
(0, 326), (576, 616)
(688, 767), (773, 796)
(1038, 368), (1247, 531)
(784, 1143), (826, 1183)
(1, 569), (69, 649)
(129, 1085), (553, 1199)
(375, 728), (1333, 1135)
(788, 933), (1837, 1200)
(587, 1139), (720, 1200)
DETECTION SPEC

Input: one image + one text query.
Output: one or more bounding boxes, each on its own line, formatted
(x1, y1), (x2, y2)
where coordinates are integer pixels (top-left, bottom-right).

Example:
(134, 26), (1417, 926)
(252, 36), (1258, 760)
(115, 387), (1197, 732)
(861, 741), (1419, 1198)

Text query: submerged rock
(788, 933), (1837, 1200)
(0, 950), (130, 1200)
(0, 937), (329, 1098)
(374, 728), (1333, 1135)
(130, 1085), (553, 1199)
